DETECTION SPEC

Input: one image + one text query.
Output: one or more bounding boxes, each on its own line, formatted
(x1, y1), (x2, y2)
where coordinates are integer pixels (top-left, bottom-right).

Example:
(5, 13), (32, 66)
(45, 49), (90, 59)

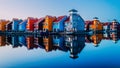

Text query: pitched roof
(102, 22), (111, 26)
(85, 21), (93, 25)
(45, 15), (53, 18)
(65, 16), (70, 23)
(54, 16), (67, 23)
(35, 17), (45, 24)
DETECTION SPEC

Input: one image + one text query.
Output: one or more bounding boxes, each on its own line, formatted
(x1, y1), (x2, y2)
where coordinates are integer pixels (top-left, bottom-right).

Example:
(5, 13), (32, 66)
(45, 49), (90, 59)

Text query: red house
(26, 17), (38, 31)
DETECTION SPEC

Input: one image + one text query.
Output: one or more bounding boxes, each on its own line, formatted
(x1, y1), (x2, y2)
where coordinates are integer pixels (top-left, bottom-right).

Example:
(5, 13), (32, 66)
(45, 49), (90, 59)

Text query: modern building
(65, 9), (85, 32)
(65, 35), (85, 59)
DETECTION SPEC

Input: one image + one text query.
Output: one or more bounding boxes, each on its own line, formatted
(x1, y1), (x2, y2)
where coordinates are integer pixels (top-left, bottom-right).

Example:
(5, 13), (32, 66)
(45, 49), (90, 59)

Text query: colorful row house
(52, 16), (67, 32)
(91, 17), (103, 31)
(85, 21), (93, 31)
(110, 19), (120, 31)
(26, 17), (38, 32)
(19, 20), (27, 31)
(0, 20), (9, 31)
(102, 22), (111, 31)
(102, 19), (120, 31)
(34, 17), (45, 32)
(65, 9), (85, 32)
(43, 16), (56, 32)
(6, 22), (12, 31)
(12, 18), (23, 31)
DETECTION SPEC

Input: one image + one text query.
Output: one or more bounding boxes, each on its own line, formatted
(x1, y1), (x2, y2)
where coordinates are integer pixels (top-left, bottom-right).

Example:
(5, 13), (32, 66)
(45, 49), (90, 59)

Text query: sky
(0, 0), (120, 22)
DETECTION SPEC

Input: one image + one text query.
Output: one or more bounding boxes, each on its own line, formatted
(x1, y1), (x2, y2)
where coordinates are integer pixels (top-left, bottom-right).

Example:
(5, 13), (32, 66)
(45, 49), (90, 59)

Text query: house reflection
(6, 36), (12, 45)
(19, 36), (27, 47)
(43, 36), (54, 52)
(11, 36), (22, 48)
(53, 35), (68, 52)
(90, 33), (103, 47)
(26, 36), (38, 50)
(0, 32), (120, 59)
(0, 36), (6, 46)
(110, 32), (120, 43)
(34, 36), (44, 49)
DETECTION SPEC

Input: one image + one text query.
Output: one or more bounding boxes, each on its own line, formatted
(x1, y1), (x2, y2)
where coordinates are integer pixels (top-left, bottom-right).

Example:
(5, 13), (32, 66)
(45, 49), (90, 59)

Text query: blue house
(53, 16), (67, 32)
(12, 18), (23, 31)
(19, 20), (27, 31)
(65, 9), (85, 32)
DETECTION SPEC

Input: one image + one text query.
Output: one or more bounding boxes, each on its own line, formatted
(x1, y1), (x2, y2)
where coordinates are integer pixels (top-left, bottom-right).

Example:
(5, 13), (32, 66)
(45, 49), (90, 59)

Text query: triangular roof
(65, 16), (70, 23)
(54, 15), (67, 23)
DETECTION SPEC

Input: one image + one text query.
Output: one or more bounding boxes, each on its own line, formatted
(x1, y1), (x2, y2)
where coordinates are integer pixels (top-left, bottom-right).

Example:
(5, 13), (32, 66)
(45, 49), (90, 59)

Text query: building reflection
(0, 36), (6, 46)
(65, 35), (85, 59)
(11, 36), (22, 48)
(90, 33), (103, 47)
(0, 32), (120, 59)
(26, 36), (38, 50)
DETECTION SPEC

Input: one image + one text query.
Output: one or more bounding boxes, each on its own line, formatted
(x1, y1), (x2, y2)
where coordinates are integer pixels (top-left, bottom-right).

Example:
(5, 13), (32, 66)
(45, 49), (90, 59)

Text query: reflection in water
(1, 32), (120, 59)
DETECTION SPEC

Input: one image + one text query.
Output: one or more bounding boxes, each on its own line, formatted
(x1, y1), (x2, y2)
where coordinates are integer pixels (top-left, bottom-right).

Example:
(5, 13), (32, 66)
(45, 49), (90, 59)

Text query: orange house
(43, 36), (53, 52)
(0, 20), (9, 31)
(91, 33), (103, 47)
(91, 17), (103, 31)
(43, 15), (56, 32)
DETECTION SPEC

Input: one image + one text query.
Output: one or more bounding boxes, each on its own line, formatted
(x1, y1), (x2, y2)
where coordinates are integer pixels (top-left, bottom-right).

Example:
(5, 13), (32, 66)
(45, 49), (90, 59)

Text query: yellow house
(0, 20), (9, 31)
(91, 17), (103, 31)
(43, 15), (56, 32)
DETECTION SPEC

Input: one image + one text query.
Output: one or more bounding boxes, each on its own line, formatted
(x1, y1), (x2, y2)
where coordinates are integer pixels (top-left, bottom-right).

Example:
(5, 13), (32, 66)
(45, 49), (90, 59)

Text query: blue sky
(0, 0), (120, 22)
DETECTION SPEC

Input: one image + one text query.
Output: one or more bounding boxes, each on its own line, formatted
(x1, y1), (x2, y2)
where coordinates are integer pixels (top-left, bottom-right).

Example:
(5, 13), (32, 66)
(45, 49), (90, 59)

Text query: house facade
(53, 16), (67, 32)
(43, 16), (56, 32)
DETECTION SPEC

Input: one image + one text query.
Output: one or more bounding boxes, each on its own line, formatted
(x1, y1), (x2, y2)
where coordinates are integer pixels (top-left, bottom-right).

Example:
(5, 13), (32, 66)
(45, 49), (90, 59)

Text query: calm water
(0, 32), (120, 68)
